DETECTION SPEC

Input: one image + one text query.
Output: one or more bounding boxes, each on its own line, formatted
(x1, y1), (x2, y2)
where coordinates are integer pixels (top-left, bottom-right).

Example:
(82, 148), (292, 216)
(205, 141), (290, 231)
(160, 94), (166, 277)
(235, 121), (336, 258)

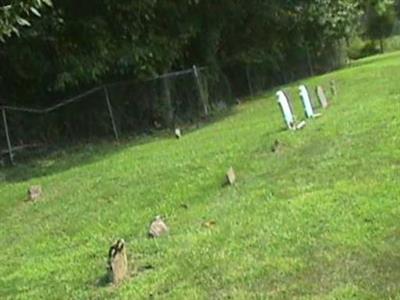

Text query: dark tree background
(0, 0), (367, 106)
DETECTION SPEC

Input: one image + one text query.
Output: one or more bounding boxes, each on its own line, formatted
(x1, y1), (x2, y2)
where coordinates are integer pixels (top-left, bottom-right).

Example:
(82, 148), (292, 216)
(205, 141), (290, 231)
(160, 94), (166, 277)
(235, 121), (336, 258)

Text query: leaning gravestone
(226, 167), (236, 185)
(316, 86), (329, 109)
(276, 90), (307, 131)
(149, 216), (169, 238)
(108, 239), (128, 284)
(276, 90), (295, 130)
(299, 85), (322, 119)
(28, 185), (42, 202)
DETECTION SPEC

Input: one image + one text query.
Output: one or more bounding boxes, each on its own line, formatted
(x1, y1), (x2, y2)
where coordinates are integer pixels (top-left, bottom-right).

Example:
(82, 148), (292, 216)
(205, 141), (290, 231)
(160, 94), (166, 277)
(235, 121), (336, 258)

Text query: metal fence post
(103, 87), (119, 141)
(1, 107), (14, 165)
(193, 65), (209, 117)
(246, 65), (254, 96)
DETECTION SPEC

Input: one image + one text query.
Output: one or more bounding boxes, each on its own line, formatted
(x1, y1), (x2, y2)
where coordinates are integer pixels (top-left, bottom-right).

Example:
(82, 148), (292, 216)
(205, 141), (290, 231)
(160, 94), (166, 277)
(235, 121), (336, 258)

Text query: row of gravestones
(276, 81), (336, 130)
(26, 167), (237, 285)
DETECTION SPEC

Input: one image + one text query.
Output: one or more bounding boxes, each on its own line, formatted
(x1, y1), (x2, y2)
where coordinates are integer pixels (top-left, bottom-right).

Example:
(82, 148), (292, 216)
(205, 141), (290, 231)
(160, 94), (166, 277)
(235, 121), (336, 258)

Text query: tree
(363, 0), (396, 53)
(0, 0), (52, 41)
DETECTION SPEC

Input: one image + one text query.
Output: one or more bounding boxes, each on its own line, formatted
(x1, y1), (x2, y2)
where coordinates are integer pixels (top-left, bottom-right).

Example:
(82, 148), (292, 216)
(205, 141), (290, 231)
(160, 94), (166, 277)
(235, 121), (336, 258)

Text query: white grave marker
(276, 90), (306, 130)
(276, 90), (295, 130)
(299, 85), (321, 119)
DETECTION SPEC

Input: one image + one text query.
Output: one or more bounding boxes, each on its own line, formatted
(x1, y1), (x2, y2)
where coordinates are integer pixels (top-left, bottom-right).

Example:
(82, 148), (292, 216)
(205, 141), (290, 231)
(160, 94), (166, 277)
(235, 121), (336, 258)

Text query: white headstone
(299, 85), (321, 118)
(276, 90), (295, 129)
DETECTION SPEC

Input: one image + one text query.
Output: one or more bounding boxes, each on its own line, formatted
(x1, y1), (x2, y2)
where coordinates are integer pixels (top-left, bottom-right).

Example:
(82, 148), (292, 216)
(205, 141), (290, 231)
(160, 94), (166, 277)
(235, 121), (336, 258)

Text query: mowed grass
(1, 52), (400, 299)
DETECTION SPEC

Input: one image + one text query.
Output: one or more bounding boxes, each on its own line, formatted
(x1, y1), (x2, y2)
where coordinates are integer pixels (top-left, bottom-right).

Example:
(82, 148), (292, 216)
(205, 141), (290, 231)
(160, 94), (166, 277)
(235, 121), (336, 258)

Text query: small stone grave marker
(271, 140), (281, 153)
(316, 86), (329, 109)
(330, 80), (337, 96)
(175, 128), (182, 139)
(28, 185), (42, 202)
(226, 167), (236, 185)
(276, 90), (295, 130)
(202, 220), (216, 228)
(108, 239), (128, 284)
(149, 216), (169, 238)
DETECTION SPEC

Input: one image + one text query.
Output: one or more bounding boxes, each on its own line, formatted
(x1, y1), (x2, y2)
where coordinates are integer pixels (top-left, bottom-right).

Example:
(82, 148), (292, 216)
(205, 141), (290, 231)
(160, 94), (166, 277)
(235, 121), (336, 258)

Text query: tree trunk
(379, 38), (384, 54)
(306, 46), (314, 76)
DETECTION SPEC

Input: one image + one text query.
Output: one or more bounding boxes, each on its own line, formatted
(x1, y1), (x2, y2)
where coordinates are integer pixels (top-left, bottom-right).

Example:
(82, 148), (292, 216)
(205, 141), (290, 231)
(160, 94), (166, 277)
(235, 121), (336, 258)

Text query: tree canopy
(0, 0), (391, 104)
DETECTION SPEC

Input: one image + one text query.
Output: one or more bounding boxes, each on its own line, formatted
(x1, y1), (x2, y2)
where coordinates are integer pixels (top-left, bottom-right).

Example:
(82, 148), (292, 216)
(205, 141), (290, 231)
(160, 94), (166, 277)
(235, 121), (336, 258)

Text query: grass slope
(1, 52), (400, 299)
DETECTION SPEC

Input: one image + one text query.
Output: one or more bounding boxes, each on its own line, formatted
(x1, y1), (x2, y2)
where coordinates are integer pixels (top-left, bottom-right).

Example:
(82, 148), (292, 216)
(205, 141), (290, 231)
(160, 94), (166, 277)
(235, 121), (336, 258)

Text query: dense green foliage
(362, 0), (397, 52)
(1, 51), (400, 298)
(0, 0), (362, 105)
(0, 0), (52, 41)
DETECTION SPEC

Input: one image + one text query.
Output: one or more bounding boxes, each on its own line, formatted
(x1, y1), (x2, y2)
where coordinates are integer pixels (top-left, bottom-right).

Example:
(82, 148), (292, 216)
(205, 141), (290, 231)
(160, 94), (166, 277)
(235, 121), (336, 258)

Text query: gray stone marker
(226, 167), (236, 185)
(149, 216), (169, 238)
(316, 86), (329, 109)
(330, 80), (337, 96)
(108, 239), (128, 284)
(28, 185), (42, 201)
(175, 128), (182, 139)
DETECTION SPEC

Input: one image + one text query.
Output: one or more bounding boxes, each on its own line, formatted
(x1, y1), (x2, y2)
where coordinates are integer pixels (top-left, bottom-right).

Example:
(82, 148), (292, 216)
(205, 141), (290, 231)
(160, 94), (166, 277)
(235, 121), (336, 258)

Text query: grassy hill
(1, 52), (400, 299)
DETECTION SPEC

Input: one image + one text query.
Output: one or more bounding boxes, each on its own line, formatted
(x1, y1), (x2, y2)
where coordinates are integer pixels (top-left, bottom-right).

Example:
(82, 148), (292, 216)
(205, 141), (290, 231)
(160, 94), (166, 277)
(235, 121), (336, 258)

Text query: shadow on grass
(96, 273), (111, 288)
(0, 106), (240, 184)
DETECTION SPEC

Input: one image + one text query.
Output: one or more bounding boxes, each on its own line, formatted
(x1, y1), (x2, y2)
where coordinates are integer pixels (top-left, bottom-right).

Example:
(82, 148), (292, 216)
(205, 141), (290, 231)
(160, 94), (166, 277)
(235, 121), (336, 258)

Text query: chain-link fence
(0, 51), (343, 165)
(0, 65), (235, 164)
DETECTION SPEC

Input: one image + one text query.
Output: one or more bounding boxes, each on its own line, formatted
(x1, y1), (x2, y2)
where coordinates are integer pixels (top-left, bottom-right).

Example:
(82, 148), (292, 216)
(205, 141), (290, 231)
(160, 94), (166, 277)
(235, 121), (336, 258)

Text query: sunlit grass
(1, 52), (400, 299)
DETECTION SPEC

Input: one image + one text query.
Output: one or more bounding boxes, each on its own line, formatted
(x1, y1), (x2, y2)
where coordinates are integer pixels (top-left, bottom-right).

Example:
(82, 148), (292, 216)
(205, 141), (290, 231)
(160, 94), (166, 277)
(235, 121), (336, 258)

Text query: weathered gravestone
(271, 140), (281, 153)
(330, 80), (337, 96)
(226, 167), (236, 185)
(316, 86), (329, 109)
(299, 85), (322, 119)
(108, 239), (128, 284)
(28, 185), (42, 202)
(149, 216), (169, 238)
(276, 90), (306, 130)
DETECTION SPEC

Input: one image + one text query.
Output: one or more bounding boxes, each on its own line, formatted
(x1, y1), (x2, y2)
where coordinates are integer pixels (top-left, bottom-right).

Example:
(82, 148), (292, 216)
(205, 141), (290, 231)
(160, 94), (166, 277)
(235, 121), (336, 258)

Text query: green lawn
(1, 52), (400, 299)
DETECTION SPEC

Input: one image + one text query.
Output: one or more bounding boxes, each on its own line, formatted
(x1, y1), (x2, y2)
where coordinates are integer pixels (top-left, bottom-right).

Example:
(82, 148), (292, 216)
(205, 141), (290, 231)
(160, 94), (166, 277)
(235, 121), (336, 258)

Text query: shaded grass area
(1, 52), (400, 299)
